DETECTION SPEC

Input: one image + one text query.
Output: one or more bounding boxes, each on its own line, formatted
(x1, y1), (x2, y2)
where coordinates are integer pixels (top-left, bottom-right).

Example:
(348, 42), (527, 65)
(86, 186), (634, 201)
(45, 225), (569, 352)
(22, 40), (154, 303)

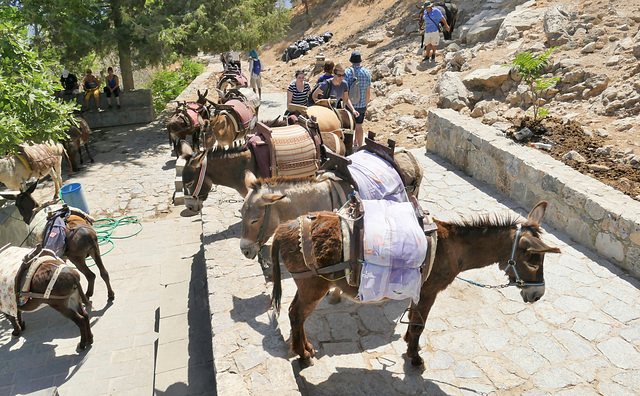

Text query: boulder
(358, 32), (386, 47)
(436, 71), (470, 111)
(496, 6), (546, 41)
(544, 5), (570, 47)
(462, 65), (512, 90)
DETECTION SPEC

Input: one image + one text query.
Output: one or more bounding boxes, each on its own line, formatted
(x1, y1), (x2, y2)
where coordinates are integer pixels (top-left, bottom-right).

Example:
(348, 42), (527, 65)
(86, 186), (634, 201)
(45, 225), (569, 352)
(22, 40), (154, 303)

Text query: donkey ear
(215, 88), (225, 100)
(25, 180), (38, 195)
(261, 193), (286, 204)
(524, 201), (548, 227)
(204, 89), (208, 98)
(244, 170), (258, 190)
(520, 234), (561, 254)
(180, 140), (193, 158)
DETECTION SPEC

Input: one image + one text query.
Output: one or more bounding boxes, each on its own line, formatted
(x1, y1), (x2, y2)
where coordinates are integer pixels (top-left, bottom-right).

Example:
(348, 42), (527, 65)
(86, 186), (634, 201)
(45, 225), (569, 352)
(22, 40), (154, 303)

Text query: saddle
(218, 99), (257, 139)
(247, 120), (324, 178)
(17, 143), (59, 176)
(178, 102), (206, 128)
(0, 244), (65, 317)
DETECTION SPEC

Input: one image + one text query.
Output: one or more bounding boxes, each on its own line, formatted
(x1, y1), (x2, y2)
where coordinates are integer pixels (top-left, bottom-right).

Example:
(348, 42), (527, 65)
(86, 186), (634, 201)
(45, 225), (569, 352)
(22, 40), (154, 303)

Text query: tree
(16, 0), (291, 89)
(506, 47), (559, 122)
(0, 8), (77, 155)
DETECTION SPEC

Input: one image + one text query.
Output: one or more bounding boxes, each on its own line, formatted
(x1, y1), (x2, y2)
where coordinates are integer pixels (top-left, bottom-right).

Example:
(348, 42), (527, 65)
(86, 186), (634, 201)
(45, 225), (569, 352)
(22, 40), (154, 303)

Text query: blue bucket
(60, 183), (90, 214)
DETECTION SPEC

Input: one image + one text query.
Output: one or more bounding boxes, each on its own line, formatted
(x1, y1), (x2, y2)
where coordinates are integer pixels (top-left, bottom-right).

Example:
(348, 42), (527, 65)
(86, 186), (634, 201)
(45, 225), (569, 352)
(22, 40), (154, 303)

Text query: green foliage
(147, 58), (205, 114)
(0, 17), (78, 155)
(506, 47), (559, 122)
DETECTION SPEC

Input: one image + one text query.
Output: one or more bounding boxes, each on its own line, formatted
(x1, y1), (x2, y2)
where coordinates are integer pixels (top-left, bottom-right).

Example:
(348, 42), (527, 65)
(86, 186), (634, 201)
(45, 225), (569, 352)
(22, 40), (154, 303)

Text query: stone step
(65, 89), (154, 108)
(173, 191), (185, 205)
(82, 106), (155, 129)
(175, 158), (186, 175)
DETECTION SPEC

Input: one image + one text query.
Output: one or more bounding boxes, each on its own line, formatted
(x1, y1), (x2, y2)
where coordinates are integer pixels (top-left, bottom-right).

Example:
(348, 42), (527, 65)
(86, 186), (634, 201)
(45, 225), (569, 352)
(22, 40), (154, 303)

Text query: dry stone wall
(427, 108), (640, 275)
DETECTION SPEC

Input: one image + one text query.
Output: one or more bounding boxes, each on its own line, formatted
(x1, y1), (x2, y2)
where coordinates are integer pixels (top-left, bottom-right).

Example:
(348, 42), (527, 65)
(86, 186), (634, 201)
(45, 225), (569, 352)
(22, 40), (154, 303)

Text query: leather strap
(300, 215), (319, 276)
(290, 261), (351, 279)
(44, 264), (65, 299)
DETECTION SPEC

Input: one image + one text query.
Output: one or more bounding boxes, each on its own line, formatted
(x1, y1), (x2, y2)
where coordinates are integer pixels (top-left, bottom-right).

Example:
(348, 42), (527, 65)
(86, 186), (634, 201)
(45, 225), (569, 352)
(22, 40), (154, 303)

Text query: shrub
(148, 58), (205, 114)
(506, 47), (560, 122)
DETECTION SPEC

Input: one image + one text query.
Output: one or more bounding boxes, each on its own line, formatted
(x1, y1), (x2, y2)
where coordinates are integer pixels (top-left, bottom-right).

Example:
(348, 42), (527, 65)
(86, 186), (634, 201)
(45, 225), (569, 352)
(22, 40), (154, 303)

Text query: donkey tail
(62, 147), (74, 174)
(270, 238), (282, 313)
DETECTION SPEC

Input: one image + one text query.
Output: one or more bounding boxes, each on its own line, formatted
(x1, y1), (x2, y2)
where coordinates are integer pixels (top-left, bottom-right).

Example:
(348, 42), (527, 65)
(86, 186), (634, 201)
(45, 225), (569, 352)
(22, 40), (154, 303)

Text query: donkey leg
(91, 247), (115, 300)
(404, 292), (438, 366)
(84, 143), (94, 163)
(6, 313), (23, 336)
(67, 256), (96, 298)
(289, 279), (330, 361)
(49, 300), (92, 350)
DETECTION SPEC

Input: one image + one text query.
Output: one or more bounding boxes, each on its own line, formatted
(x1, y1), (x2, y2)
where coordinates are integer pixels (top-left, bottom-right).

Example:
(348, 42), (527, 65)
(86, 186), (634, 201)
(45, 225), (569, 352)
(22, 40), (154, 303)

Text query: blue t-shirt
(424, 8), (444, 33)
(318, 78), (348, 101)
(317, 74), (333, 84)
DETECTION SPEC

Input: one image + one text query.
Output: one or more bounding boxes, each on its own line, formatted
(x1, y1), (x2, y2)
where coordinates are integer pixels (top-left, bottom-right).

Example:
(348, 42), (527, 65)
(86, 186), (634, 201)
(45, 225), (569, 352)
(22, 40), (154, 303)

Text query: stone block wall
(427, 108), (640, 276)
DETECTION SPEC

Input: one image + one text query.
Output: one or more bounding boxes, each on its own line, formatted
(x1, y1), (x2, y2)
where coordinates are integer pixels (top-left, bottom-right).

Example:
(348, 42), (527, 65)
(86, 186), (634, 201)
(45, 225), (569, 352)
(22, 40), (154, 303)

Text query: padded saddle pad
(307, 105), (342, 138)
(0, 246), (28, 317)
(270, 124), (320, 177)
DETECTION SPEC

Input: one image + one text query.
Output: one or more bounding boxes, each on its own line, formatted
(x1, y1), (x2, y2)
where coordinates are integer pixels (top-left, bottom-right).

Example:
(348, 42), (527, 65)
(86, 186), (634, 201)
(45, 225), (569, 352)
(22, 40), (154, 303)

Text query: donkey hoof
(11, 330), (21, 337)
(108, 292), (115, 301)
(298, 356), (314, 368)
(328, 294), (342, 305)
(77, 342), (87, 351)
(410, 355), (424, 367)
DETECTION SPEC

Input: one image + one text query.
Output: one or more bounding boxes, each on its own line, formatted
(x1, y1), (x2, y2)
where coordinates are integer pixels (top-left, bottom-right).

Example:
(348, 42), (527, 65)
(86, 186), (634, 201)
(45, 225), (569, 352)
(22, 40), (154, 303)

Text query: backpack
(307, 80), (333, 106)
(252, 59), (261, 75)
(348, 67), (361, 104)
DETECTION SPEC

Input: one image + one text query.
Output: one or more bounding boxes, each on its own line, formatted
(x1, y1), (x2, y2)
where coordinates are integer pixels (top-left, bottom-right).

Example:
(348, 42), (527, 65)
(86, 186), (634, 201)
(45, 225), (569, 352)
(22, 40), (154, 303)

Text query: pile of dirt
(506, 116), (640, 201)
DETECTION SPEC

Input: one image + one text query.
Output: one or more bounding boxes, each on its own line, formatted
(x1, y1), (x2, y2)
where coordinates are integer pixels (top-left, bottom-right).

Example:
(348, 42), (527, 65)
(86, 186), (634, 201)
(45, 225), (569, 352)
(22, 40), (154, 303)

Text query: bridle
(184, 152), (208, 201)
(456, 224), (545, 289)
(243, 194), (273, 254)
(504, 224), (545, 288)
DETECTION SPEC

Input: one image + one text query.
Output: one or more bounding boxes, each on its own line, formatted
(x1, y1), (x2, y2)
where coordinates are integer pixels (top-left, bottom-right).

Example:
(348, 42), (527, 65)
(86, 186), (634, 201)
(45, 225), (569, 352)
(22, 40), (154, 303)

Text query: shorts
(104, 86), (120, 97)
(424, 31), (440, 47)
(85, 88), (99, 99)
(250, 76), (262, 89)
(354, 107), (366, 124)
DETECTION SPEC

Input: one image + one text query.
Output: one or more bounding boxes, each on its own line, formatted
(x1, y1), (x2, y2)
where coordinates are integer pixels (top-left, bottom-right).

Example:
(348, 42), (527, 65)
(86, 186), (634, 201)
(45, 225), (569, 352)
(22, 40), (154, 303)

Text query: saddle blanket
(0, 246), (27, 317)
(348, 150), (408, 202)
(226, 99), (255, 131)
(185, 107), (200, 128)
(18, 143), (59, 176)
(358, 200), (428, 303)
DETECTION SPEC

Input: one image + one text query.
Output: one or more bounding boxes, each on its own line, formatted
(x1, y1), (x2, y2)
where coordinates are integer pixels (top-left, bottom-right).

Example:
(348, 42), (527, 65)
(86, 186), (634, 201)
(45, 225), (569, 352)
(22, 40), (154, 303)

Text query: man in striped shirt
(344, 51), (371, 147)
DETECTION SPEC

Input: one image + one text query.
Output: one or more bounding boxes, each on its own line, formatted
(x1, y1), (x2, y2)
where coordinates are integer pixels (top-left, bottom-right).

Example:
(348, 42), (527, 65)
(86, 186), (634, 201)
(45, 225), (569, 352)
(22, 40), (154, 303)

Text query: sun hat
(62, 70), (69, 78)
(349, 51), (362, 64)
(424, 1), (434, 7)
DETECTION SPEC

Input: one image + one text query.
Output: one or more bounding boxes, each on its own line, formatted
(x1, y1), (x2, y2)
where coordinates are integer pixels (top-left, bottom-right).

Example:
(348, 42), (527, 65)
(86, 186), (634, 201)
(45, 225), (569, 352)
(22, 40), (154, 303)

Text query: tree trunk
(110, 0), (135, 89)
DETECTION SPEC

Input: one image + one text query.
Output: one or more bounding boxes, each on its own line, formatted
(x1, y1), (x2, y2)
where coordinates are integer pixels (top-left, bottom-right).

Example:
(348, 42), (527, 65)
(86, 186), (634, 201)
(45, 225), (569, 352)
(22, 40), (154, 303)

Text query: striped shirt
(345, 66), (371, 108)
(287, 80), (311, 107)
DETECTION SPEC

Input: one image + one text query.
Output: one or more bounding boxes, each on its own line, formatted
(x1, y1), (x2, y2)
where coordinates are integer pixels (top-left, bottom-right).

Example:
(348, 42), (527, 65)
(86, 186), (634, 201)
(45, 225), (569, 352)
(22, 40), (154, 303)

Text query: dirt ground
(254, 0), (640, 201)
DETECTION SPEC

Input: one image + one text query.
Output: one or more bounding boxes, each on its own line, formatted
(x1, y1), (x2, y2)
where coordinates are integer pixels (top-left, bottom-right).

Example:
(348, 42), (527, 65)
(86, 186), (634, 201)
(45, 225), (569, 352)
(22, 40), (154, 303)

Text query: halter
(505, 224), (545, 288)
(184, 153), (208, 201)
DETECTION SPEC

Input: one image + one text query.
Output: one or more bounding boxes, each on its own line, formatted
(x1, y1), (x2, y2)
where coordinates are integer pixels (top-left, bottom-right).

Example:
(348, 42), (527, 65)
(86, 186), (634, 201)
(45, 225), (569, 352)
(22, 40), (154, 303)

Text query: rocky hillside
(258, 0), (640, 167)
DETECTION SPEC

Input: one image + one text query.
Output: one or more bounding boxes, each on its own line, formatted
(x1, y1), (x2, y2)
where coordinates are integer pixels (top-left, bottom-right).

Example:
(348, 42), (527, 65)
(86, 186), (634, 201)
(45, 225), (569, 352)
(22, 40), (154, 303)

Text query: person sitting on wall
(82, 69), (102, 112)
(104, 67), (121, 110)
(59, 70), (79, 100)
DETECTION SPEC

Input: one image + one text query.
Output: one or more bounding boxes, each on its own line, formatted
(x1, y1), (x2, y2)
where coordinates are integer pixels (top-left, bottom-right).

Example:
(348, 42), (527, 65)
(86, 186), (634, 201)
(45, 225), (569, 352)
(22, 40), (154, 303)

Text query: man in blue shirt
(344, 51), (371, 147)
(423, 1), (450, 63)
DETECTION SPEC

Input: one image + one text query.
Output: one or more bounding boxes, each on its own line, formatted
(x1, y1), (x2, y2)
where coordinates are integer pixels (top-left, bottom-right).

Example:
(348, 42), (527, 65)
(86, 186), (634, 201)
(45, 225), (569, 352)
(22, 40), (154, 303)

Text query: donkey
(2, 245), (93, 351)
(0, 143), (65, 200)
(238, 150), (424, 260)
(63, 112), (94, 171)
(180, 128), (347, 211)
(166, 98), (209, 156)
(270, 201), (560, 365)
(3, 182), (115, 300)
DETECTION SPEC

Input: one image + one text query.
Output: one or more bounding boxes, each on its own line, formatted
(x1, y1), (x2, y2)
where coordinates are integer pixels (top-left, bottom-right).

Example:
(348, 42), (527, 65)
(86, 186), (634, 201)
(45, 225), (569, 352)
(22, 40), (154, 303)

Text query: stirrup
(398, 308), (425, 328)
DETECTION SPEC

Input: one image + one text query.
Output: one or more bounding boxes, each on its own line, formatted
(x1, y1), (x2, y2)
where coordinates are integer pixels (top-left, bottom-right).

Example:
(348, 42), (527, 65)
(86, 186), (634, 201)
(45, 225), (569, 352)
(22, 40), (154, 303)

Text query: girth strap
(44, 264), (65, 299)
(300, 215), (319, 276)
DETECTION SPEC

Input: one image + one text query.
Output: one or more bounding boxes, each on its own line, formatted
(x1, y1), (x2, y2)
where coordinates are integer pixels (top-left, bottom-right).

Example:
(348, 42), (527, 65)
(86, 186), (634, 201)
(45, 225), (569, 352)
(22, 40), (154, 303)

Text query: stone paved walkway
(0, 97), (214, 394)
(202, 148), (640, 395)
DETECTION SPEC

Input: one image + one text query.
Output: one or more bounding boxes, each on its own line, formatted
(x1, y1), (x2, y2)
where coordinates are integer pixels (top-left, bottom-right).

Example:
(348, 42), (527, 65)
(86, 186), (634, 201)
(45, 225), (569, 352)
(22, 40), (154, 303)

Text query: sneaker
(422, 56), (429, 63)
(117, 105), (121, 109)
(108, 104), (113, 109)
(98, 108), (104, 113)
(431, 54), (436, 62)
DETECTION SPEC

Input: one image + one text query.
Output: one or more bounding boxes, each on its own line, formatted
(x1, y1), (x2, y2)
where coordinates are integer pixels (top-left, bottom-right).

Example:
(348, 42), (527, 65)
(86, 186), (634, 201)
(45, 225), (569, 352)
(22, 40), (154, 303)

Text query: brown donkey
(269, 201), (560, 366)
(6, 182), (115, 300)
(2, 246), (93, 351)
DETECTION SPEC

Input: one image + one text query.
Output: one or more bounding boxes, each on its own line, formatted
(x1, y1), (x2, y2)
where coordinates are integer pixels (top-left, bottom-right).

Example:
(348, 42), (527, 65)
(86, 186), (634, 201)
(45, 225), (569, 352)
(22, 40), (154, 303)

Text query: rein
(456, 224), (545, 289)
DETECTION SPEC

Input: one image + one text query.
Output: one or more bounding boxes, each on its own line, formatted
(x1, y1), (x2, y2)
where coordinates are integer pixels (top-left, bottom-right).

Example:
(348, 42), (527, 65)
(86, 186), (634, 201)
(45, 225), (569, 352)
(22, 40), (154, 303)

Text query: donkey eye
(251, 219), (259, 225)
